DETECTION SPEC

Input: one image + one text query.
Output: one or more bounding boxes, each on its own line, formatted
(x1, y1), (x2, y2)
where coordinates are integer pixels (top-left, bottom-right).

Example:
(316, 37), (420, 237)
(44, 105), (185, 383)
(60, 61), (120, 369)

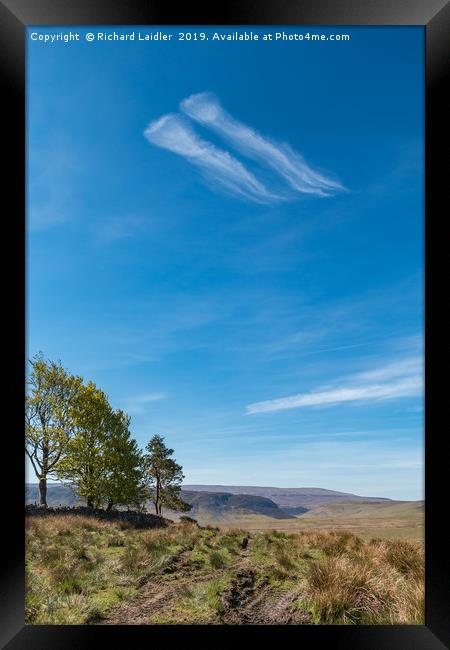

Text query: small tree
(25, 354), (82, 507)
(142, 435), (191, 516)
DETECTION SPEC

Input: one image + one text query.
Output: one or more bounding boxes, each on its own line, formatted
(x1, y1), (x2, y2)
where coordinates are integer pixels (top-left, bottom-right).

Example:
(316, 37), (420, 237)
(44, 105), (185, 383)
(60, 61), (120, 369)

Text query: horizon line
(24, 481), (422, 502)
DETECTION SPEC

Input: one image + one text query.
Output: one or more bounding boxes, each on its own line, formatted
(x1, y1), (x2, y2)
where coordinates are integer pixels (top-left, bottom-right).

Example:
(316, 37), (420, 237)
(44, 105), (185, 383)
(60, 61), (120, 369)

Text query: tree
(142, 435), (192, 515)
(57, 382), (143, 509)
(55, 381), (108, 508)
(101, 411), (146, 511)
(25, 354), (83, 507)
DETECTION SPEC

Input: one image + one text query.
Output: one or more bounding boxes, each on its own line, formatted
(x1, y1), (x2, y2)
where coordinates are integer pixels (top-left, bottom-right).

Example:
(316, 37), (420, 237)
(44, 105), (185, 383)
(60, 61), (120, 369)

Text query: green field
(26, 512), (424, 625)
(194, 501), (424, 541)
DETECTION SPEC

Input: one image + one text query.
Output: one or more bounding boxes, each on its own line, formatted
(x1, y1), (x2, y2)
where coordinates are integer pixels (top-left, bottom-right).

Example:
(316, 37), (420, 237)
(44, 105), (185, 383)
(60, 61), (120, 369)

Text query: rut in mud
(100, 537), (312, 625)
(99, 549), (203, 625)
(27, 514), (425, 626)
(219, 569), (312, 625)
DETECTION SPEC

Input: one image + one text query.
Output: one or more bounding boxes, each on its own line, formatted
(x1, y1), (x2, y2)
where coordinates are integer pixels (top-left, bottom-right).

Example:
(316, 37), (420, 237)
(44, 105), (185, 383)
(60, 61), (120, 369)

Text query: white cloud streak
(144, 113), (277, 203)
(246, 357), (423, 414)
(353, 356), (422, 383)
(181, 92), (344, 197)
(121, 392), (167, 415)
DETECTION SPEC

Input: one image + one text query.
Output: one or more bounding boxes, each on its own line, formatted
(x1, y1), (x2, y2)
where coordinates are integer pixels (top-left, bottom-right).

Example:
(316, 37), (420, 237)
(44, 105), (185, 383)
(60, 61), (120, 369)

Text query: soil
(99, 540), (312, 625)
(220, 569), (312, 625)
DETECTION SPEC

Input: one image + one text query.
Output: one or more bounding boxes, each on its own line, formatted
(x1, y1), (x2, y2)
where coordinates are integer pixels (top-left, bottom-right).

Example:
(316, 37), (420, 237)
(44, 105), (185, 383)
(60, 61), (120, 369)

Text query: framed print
(1, 0), (449, 648)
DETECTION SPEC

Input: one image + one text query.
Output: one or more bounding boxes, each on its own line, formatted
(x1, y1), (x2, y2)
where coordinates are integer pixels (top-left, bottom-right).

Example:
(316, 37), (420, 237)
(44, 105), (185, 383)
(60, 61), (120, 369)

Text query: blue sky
(27, 27), (424, 499)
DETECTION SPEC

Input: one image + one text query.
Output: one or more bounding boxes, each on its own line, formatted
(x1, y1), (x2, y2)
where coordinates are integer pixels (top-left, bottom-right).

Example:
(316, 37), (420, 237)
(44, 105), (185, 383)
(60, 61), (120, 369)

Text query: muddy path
(99, 539), (312, 625)
(219, 569), (312, 625)
(99, 550), (206, 625)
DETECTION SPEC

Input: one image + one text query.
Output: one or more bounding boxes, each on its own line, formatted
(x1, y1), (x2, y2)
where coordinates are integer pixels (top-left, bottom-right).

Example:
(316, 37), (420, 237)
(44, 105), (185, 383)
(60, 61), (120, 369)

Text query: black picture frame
(1, 0), (448, 647)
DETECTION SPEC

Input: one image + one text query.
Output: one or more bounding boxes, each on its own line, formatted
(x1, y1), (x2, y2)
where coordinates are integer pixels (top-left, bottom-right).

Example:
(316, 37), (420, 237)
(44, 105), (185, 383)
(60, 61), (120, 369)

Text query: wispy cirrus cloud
(352, 356), (422, 383)
(121, 392), (167, 415)
(181, 92), (344, 197)
(246, 356), (423, 415)
(144, 113), (278, 203)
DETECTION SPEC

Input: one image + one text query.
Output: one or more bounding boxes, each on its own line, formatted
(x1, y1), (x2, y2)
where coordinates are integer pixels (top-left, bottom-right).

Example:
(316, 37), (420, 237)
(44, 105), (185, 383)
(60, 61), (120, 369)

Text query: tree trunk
(40, 439), (49, 508)
(87, 497), (94, 508)
(155, 476), (161, 515)
(39, 477), (47, 508)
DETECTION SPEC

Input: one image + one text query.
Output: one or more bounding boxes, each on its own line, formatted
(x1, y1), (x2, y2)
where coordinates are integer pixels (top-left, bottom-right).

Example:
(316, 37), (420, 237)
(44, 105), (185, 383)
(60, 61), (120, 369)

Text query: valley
(26, 483), (424, 541)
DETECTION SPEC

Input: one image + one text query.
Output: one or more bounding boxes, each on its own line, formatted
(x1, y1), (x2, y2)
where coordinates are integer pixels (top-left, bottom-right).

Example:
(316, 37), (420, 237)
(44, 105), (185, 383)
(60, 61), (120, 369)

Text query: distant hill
(181, 490), (294, 519)
(301, 500), (425, 520)
(25, 483), (394, 513)
(25, 483), (423, 536)
(25, 484), (293, 519)
(26, 483), (393, 505)
(183, 485), (392, 510)
(26, 483), (81, 507)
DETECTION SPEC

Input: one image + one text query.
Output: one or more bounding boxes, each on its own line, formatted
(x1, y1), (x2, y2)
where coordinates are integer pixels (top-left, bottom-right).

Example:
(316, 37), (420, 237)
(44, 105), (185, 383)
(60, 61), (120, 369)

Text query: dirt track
(99, 539), (312, 625)
(220, 569), (311, 625)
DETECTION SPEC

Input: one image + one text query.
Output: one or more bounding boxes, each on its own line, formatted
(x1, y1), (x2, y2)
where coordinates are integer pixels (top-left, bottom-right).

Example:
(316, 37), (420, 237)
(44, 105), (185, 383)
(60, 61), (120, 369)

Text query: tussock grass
(208, 549), (227, 569)
(26, 515), (424, 625)
(383, 539), (424, 578)
(153, 576), (231, 624)
(25, 514), (200, 624)
(304, 532), (424, 624)
(250, 530), (321, 583)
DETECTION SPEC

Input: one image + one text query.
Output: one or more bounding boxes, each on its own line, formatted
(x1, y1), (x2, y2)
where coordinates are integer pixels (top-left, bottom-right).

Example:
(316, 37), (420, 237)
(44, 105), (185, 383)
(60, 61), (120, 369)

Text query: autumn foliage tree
(142, 435), (192, 515)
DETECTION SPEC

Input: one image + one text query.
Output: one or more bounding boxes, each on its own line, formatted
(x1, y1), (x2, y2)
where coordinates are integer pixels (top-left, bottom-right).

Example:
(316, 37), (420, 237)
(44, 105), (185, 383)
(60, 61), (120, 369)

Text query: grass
(304, 537), (424, 624)
(25, 514), (200, 624)
(26, 514), (424, 625)
(194, 501), (424, 542)
(155, 575), (232, 624)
